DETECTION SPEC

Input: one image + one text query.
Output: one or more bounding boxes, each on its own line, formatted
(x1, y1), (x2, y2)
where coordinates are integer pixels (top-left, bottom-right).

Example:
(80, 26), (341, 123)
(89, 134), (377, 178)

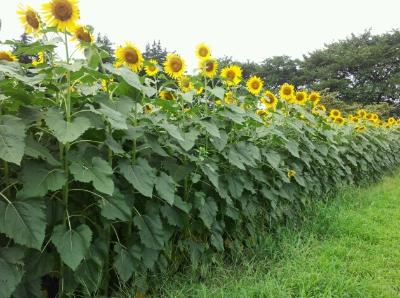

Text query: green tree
(143, 40), (168, 64)
(96, 33), (115, 63)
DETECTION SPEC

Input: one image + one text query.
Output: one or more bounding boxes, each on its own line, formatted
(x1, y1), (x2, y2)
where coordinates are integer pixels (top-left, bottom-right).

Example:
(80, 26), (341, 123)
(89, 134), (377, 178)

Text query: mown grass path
(165, 173), (400, 297)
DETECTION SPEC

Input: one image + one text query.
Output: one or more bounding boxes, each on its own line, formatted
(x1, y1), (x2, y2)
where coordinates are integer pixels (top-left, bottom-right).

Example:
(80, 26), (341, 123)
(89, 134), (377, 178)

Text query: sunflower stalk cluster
(1, 1), (400, 297)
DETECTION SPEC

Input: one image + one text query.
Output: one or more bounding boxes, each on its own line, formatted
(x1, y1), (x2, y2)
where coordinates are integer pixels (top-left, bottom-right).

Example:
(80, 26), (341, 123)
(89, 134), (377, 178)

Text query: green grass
(162, 173), (400, 298)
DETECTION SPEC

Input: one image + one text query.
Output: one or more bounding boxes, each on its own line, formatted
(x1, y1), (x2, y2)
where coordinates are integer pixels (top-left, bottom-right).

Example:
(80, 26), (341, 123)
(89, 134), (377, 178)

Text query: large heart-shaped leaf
(0, 115), (26, 165)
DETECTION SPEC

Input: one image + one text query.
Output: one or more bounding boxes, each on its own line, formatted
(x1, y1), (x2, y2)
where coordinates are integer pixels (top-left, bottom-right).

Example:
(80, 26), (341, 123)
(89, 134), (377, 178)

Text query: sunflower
(355, 125), (366, 133)
(396, 119), (400, 126)
(199, 57), (218, 78)
(164, 53), (186, 79)
(348, 115), (360, 123)
(246, 76), (264, 95)
(308, 91), (321, 104)
(17, 5), (41, 35)
(0, 51), (17, 62)
(371, 113), (379, 123)
(287, 170), (296, 178)
(71, 25), (93, 47)
(115, 42), (144, 73)
(329, 109), (341, 118)
(312, 104), (326, 115)
(159, 90), (175, 101)
(195, 43), (211, 59)
(178, 76), (194, 93)
(196, 87), (204, 95)
(220, 65), (242, 86)
(279, 83), (295, 101)
(294, 91), (308, 105)
(356, 109), (367, 119)
(388, 117), (396, 125)
(144, 104), (154, 114)
(256, 109), (268, 116)
(42, 0), (79, 32)
(144, 59), (159, 77)
(333, 116), (345, 125)
(32, 52), (45, 66)
(365, 113), (374, 122)
(224, 91), (237, 105)
(261, 90), (278, 110)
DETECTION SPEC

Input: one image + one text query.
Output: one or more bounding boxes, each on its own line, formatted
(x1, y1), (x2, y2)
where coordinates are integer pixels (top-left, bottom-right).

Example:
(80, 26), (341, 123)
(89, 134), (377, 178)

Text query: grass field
(163, 172), (400, 298)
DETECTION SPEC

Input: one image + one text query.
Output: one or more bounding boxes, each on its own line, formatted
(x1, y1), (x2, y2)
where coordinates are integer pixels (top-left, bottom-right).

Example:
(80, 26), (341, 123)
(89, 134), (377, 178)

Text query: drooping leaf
(0, 247), (25, 298)
(45, 108), (91, 144)
(51, 224), (93, 271)
(24, 135), (60, 166)
(133, 214), (164, 250)
(194, 193), (218, 229)
(0, 197), (46, 250)
(119, 158), (156, 198)
(70, 156), (114, 195)
(0, 115), (26, 165)
(197, 120), (221, 138)
(159, 123), (184, 141)
(155, 172), (176, 205)
(99, 191), (131, 221)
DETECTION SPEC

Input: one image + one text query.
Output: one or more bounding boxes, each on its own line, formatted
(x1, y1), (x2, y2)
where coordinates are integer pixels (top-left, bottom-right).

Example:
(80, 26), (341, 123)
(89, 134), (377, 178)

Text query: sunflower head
(178, 76), (194, 93)
(159, 90), (175, 101)
(195, 43), (211, 59)
(294, 91), (308, 105)
(256, 109), (268, 116)
(17, 5), (41, 35)
(115, 42), (144, 73)
(144, 104), (154, 114)
(71, 25), (93, 47)
(356, 109), (367, 119)
(224, 91), (237, 105)
(42, 0), (80, 32)
(144, 59), (159, 77)
(308, 91), (321, 104)
(164, 53), (186, 79)
(355, 125), (366, 133)
(221, 65), (242, 86)
(287, 170), (296, 179)
(199, 57), (218, 78)
(312, 104), (326, 115)
(261, 90), (278, 110)
(279, 83), (295, 101)
(0, 51), (17, 62)
(329, 109), (341, 118)
(246, 76), (264, 95)
(32, 52), (45, 66)
(388, 117), (396, 125)
(333, 116), (345, 126)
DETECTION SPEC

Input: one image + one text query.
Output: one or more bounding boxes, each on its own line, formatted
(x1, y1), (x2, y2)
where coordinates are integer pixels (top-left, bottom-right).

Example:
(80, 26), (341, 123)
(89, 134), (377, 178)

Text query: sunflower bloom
(42, 0), (79, 32)
(279, 83), (295, 101)
(256, 109), (268, 116)
(115, 42), (144, 73)
(355, 125), (366, 133)
(356, 109), (367, 119)
(312, 104), (326, 115)
(388, 117), (396, 125)
(178, 76), (194, 93)
(220, 65), (242, 86)
(17, 5), (41, 35)
(160, 90), (175, 101)
(199, 57), (218, 78)
(195, 43), (211, 59)
(71, 25), (93, 47)
(261, 90), (278, 110)
(144, 104), (154, 114)
(224, 91), (237, 105)
(329, 109), (341, 118)
(144, 59), (159, 77)
(32, 52), (45, 66)
(287, 170), (296, 178)
(164, 53), (186, 79)
(333, 116), (345, 126)
(246, 76), (264, 95)
(308, 91), (320, 105)
(294, 91), (308, 105)
(0, 51), (17, 62)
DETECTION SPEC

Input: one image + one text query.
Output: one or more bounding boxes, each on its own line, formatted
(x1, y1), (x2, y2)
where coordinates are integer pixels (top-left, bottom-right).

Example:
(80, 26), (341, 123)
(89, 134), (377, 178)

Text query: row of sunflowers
(1, 1), (400, 297)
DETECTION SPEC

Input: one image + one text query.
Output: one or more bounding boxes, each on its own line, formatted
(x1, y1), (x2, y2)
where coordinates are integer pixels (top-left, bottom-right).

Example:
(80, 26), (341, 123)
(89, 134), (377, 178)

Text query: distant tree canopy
(143, 40), (168, 65)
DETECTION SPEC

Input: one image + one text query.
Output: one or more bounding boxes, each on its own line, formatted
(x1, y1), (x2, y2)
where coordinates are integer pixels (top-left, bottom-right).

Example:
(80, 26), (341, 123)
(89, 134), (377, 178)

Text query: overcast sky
(1, 0), (399, 71)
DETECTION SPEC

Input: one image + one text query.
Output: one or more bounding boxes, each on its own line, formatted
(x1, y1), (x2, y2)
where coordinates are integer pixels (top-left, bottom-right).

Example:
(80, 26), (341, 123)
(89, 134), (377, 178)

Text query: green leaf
(113, 244), (136, 282)
(21, 160), (66, 198)
(286, 140), (300, 158)
(228, 142), (261, 170)
(119, 158), (156, 198)
(265, 151), (281, 169)
(194, 193), (218, 229)
(198, 120), (221, 138)
(133, 214), (164, 250)
(24, 135), (60, 166)
(45, 108), (91, 144)
(70, 156), (114, 195)
(0, 115), (26, 165)
(0, 247), (25, 298)
(0, 197), (46, 250)
(200, 163), (220, 189)
(161, 205), (185, 227)
(177, 129), (199, 151)
(208, 86), (225, 99)
(51, 224), (93, 271)
(160, 123), (184, 141)
(210, 130), (228, 151)
(99, 191), (131, 221)
(155, 172), (176, 205)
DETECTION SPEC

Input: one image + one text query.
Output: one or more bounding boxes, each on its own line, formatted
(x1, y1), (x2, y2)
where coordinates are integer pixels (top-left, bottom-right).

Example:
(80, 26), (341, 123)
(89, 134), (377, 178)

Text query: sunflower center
(76, 28), (92, 43)
(265, 95), (273, 104)
(164, 92), (173, 100)
(297, 95), (305, 101)
(199, 47), (208, 57)
(0, 52), (13, 61)
(148, 65), (156, 71)
(52, 0), (73, 21)
(251, 81), (260, 89)
(124, 49), (139, 64)
(170, 58), (183, 72)
(283, 87), (292, 95)
(205, 61), (214, 72)
(26, 10), (39, 29)
(310, 95), (317, 101)
(226, 70), (236, 80)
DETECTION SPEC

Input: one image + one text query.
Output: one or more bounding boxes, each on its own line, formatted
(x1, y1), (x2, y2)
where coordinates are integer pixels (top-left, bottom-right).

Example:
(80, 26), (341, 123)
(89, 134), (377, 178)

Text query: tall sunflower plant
(1, 1), (400, 297)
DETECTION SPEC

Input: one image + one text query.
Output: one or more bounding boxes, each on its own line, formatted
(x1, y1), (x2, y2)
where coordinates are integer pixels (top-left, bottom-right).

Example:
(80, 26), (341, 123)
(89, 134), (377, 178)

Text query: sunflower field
(1, 1), (400, 297)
